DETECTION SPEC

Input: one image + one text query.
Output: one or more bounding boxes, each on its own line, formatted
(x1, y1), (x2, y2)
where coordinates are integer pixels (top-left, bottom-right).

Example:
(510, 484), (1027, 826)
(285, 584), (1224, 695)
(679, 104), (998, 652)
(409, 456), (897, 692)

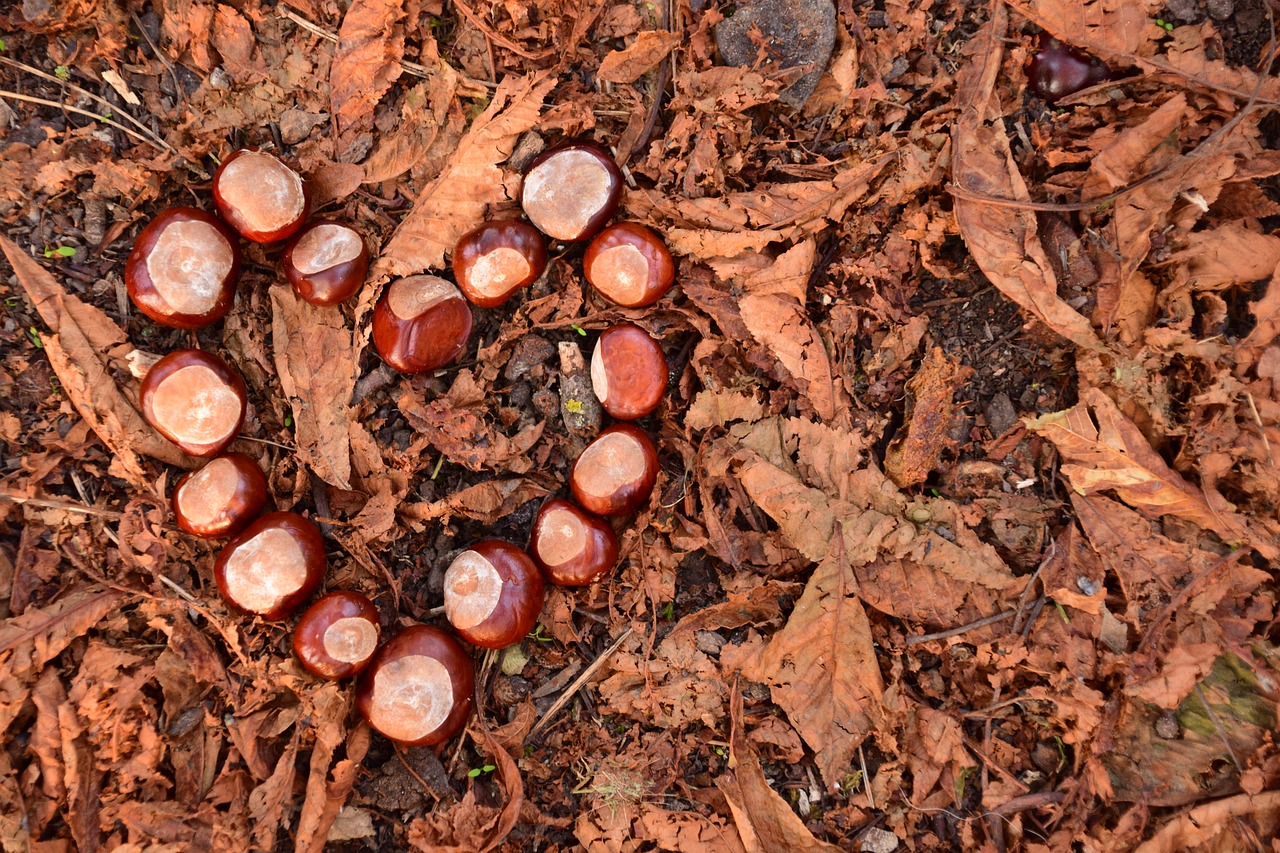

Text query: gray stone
(714, 0), (837, 109)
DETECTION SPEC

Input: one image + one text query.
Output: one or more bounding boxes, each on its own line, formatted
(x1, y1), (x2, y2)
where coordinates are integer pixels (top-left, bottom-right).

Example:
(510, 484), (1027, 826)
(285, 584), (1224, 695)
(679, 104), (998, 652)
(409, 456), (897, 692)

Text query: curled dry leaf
(597, 30), (683, 84)
(331, 0), (407, 156)
(884, 346), (972, 488)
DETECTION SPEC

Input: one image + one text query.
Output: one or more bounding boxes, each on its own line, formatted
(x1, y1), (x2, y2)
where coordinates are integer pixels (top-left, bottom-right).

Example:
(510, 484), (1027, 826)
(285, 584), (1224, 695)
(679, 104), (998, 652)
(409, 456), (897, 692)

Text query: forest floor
(2, 0), (1280, 850)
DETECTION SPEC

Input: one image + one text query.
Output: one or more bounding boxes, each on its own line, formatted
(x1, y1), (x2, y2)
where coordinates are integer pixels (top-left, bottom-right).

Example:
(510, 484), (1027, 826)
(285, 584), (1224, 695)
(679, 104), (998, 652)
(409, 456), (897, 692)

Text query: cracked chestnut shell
(583, 222), (675, 308)
(356, 624), (475, 746)
(214, 511), (326, 620)
(125, 207), (241, 329)
(171, 452), (268, 539)
(372, 275), (473, 374)
(281, 220), (369, 306)
(443, 539), (545, 649)
(529, 499), (619, 587)
(452, 220), (547, 308)
(140, 349), (247, 457)
(569, 424), (659, 517)
(293, 591), (381, 679)
(591, 323), (668, 420)
(212, 149), (311, 243)
(520, 140), (622, 242)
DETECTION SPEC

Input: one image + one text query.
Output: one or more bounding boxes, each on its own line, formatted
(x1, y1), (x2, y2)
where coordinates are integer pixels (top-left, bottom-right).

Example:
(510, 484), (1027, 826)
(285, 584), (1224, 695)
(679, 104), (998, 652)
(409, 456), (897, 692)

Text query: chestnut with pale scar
(443, 540), (545, 649)
(294, 591), (381, 679)
(214, 512), (325, 620)
(140, 349), (247, 457)
(213, 149), (310, 243)
(520, 140), (622, 242)
(570, 424), (659, 517)
(356, 625), (475, 745)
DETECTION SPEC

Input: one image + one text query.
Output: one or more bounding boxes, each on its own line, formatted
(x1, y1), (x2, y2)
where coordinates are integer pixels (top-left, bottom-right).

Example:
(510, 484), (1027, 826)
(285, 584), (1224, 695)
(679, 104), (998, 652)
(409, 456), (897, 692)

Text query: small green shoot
(1053, 736), (1067, 772)
(1055, 601), (1070, 624)
(840, 771), (864, 795)
(283, 414), (293, 428)
(0, 38), (8, 52)
(660, 601), (675, 620)
(27, 327), (42, 348)
(571, 324), (587, 336)
(1154, 18), (1174, 31)
(467, 764), (496, 778)
(955, 765), (977, 802)
(430, 453), (445, 480)
(54, 65), (70, 80)
(43, 246), (75, 259)
(527, 624), (553, 643)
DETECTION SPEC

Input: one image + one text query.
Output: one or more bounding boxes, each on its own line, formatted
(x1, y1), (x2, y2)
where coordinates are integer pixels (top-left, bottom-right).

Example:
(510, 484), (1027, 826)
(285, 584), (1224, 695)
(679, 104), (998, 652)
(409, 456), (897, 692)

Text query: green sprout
(283, 414), (293, 428)
(660, 601), (675, 620)
(43, 246), (75, 259)
(1154, 18), (1174, 31)
(54, 65), (70, 80)
(571, 324), (587, 336)
(467, 764), (496, 778)
(27, 327), (42, 348)
(527, 624), (553, 643)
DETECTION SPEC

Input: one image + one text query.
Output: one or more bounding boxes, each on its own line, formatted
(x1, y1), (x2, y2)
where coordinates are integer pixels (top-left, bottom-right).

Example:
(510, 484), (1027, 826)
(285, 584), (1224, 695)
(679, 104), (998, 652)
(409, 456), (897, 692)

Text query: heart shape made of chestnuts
(129, 137), (672, 746)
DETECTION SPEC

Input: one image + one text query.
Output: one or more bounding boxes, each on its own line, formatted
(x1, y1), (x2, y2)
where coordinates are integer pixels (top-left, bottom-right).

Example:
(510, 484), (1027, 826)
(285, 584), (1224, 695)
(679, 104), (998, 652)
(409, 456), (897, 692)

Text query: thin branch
(528, 627), (633, 740)
(905, 599), (1045, 646)
(0, 89), (172, 154)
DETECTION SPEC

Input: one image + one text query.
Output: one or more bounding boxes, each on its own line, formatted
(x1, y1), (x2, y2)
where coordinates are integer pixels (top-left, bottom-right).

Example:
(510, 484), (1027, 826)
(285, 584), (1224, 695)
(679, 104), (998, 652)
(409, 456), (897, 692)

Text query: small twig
(1192, 682), (1243, 773)
(128, 11), (183, 109)
(991, 790), (1066, 816)
(0, 55), (176, 154)
(528, 627), (633, 740)
(450, 0), (553, 61)
(0, 491), (125, 519)
(1245, 392), (1275, 467)
(905, 600), (1045, 646)
(858, 743), (874, 810)
(0, 89), (174, 154)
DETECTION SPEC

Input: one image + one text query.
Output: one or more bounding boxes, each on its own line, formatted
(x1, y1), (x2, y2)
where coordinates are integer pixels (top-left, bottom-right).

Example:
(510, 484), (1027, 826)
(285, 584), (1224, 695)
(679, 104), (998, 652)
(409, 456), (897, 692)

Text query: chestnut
(520, 140), (622, 242)
(356, 624), (475, 746)
(529, 499), (619, 587)
(452, 220), (547, 308)
(293, 590), (381, 679)
(443, 540), (544, 649)
(372, 275), (473, 374)
(569, 424), (659, 517)
(124, 207), (241, 329)
(171, 452), (268, 539)
(140, 349), (247, 457)
(212, 149), (311, 243)
(281, 220), (369, 306)
(1028, 37), (1109, 102)
(591, 323), (668, 420)
(582, 222), (675, 308)
(213, 511), (325, 620)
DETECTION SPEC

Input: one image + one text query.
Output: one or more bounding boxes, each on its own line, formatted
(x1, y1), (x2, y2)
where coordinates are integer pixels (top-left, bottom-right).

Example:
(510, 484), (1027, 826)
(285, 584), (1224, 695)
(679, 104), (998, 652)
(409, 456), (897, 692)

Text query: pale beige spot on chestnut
(146, 219), (233, 315)
(151, 365), (240, 446)
(292, 224), (363, 275)
(322, 616), (378, 664)
(387, 275), (459, 319)
(443, 550), (502, 630)
(468, 248), (530, 297)
(576, 433), (646, 500)
(536, 506), (588, 567)
(369, 654), (453, 742)
(523, 150), (611, 240)
(591, 244), (647, 304)
(176, 457), (239, 528)
(223, 528), (307, 613)
(220, 152), (305, 234)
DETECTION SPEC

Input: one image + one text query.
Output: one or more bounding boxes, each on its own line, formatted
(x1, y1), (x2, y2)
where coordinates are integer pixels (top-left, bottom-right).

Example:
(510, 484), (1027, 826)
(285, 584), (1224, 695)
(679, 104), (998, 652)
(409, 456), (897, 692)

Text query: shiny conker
(212, 149), (310, 243)
(569, 424), (659, 517)
(582, 222), (675, 308)
(372, 275), (473, 374)
(281, 220), (369, 306)
(213, 511), (325, 620)
(356, 624), (475, 745)
(140, 349), (247, 457)
(529, 499), (619, 587)
(124, 207), (241, 329)
(452, 220), (547, 308)
(591, 323), (668, 420)
(443, 540), (545, 649)
(293, 591), (381, 679)
(1028, 37), (1109, 102)
(171, 452), (268, 538)
(520, 140), (622, 242)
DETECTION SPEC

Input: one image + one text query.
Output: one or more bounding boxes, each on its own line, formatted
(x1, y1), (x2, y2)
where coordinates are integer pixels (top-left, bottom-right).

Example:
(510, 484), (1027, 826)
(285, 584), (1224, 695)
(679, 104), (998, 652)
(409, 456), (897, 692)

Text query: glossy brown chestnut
(212, 149), (311, 243)
(124, 207), (241, 329)
(1028, 36), (1109, 103)
(570, 424), (659, 517)
(443, 540), (545, 649)
(452, 220), (547, 308)
(591, 323), (668, 420)
(213, 511), (325, 620)
(372, 275), (474, 374)
(520, 140), (622, 242)
(281, 220), (369, 306)
(583, 222), (675, 308)
(293, 591), (381, 679)
(529, 499), (619, 587)
(171, 452), (268, 538)
(356, 624), (475, 746)
(140, 349), (247, 457)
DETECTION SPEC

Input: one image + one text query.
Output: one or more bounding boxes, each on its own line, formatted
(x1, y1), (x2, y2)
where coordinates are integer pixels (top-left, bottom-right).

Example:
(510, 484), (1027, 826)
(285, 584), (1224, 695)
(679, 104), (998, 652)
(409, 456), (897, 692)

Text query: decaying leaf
(597, 30), (682, 83)
(884, 346), (972, 487)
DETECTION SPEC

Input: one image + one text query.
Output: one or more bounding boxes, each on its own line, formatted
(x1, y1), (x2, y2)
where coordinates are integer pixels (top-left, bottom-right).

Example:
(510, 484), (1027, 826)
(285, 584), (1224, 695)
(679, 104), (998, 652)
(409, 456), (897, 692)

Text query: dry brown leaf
(1237, 264), (1280, 373)
(598, 630), (728, 729)
(949, 10), (1105, 353)
(884, 347), (971, 487)
(248, 730), (300, 851)
(1026, 388), (1272, 558)
(331, 0), (407, 155)
(738, 242), (836, 421)
(398, 373), (544, 473)
(1005, 0), (1161, 56)
(212, 5), (266, 82)
(598, 30), (683, 83)
(374, 73), (555, 279)
(270, 284), (356, 489)
(0, 233), (197, 478)
(294, 687), (368, 853)
(717, 687), (843, 853)
(400, 478), (551, 527)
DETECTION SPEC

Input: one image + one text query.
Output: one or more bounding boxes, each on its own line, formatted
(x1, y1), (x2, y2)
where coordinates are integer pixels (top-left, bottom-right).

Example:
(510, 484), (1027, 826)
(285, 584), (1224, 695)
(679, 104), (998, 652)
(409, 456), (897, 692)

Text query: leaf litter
(2, 0), (1280, 849)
